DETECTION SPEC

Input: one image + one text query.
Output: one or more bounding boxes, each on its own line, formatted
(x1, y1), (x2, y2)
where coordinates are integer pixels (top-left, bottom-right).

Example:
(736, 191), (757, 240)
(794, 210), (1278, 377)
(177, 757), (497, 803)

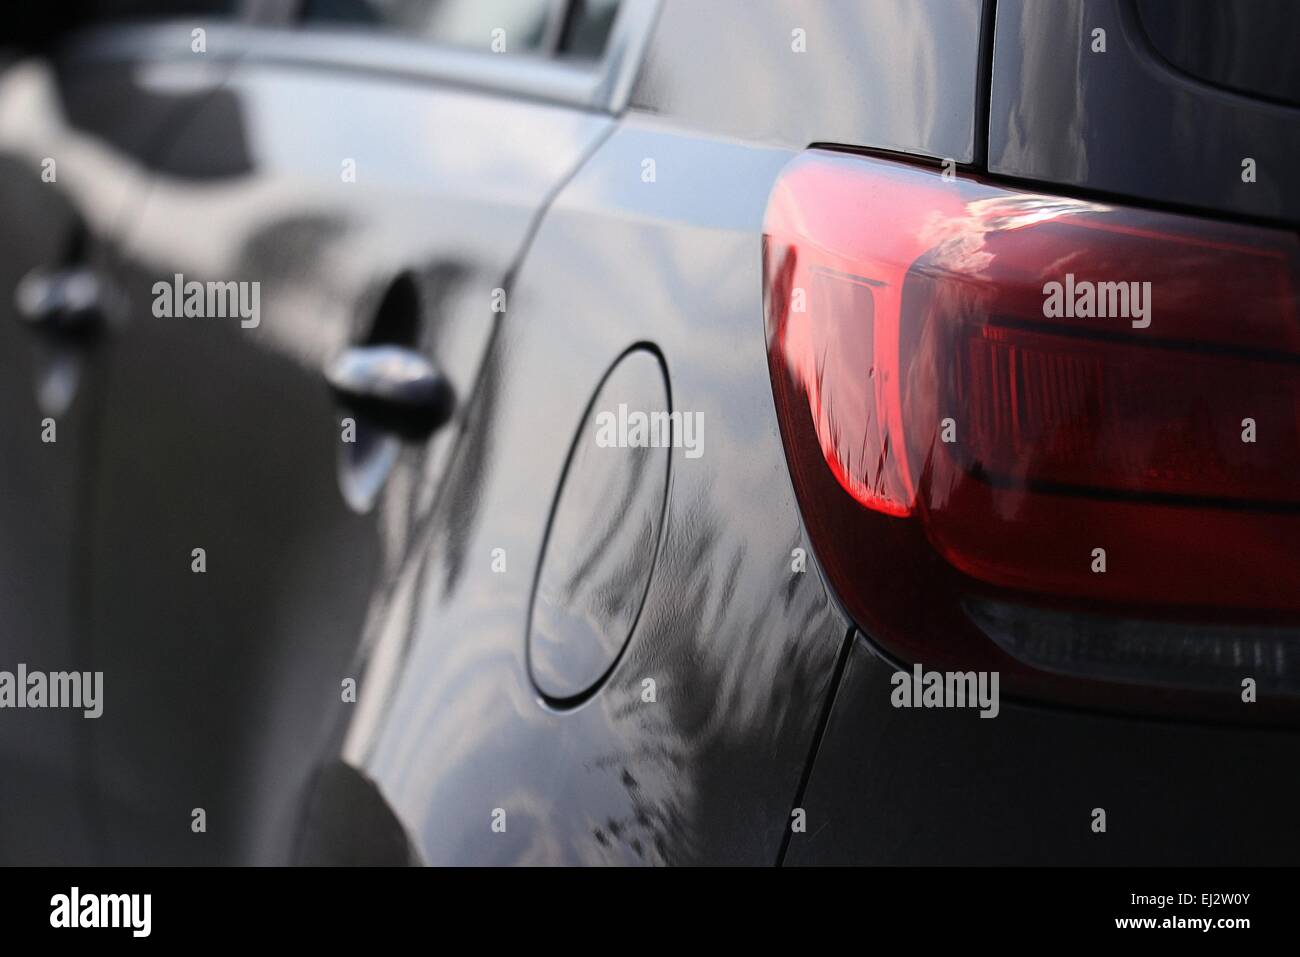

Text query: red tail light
(763, 150), (1300, 716)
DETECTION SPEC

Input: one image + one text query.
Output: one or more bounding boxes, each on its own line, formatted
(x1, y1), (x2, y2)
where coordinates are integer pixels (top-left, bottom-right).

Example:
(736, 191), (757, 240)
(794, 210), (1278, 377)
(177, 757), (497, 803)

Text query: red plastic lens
(764, 150), (1300, 708)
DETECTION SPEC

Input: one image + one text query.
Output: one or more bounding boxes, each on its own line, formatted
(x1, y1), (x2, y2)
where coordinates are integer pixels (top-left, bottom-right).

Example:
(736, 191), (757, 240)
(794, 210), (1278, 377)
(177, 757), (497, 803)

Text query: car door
(82, 0), (633, 863)
(0, 17), (242, 863)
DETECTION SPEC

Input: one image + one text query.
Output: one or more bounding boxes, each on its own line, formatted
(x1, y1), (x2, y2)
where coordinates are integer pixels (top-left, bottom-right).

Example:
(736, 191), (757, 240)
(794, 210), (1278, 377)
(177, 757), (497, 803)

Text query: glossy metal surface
(0, 0), (989, 866)
(527, 347), (671, 704)
(0, 55), (214, 864)
(789, 633), (1300, 865)
(989, 0), (1300, 224)
(350, 117), (847, 864)
(0, 63), (97, 865)
(1134, 0), (1300, 108)
(25, 0), (1288, 868)
(0, 24), (614, 862)
(631, 0), (986, 160)
(326, 345), (456, 439)
(14, 265), (106, 338)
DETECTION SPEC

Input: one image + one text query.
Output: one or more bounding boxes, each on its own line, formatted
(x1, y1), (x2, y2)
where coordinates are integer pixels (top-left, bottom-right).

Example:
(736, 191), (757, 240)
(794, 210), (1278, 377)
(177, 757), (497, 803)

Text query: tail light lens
(763, 150), (1300, 717)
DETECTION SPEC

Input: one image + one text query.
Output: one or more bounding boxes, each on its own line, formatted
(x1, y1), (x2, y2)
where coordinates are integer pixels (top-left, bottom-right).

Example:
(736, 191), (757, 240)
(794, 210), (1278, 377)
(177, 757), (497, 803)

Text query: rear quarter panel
(353, 0), (991, 864)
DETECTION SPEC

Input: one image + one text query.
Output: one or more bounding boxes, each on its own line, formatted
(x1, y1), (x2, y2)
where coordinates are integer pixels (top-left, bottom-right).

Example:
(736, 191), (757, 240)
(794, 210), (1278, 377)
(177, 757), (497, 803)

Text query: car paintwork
(989, 0), (1300, 224)
(352, 118), (849, 864)
(1135, 0), (1300, 109)
(0, 55), (237, 864)
(93, 59), (618, 864)
(1, 1), (984, 866)
(631, 0), (985, 162)
(788, 633), (1300, 865)
(4, 0), (1296, 867)
(526, 346), (673, 705)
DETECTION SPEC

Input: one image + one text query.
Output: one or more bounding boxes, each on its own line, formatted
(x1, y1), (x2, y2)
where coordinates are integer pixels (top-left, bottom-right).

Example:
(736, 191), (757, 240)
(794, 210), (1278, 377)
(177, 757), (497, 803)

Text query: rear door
(0, 12), (240, 863)
(82, 0), (629, 863)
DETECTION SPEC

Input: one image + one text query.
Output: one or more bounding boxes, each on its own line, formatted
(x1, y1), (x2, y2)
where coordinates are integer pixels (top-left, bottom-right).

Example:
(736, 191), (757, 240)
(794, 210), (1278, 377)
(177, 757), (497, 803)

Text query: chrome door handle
(325, 344), (455, 439)
(14, 265), (105, 340)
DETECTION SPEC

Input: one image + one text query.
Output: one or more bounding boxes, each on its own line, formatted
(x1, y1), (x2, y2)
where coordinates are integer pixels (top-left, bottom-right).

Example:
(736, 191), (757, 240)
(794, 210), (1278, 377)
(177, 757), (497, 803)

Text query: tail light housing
(763, 150), (1300, 719)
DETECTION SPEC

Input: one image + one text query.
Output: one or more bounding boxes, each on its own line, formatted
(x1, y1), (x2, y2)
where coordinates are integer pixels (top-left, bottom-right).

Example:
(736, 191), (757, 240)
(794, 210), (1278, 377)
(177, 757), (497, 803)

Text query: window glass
(559, 0), (619, 60)
(75, 0), (239, 20)
(299, 0), (555, 55)
(84, 0), (240, 18)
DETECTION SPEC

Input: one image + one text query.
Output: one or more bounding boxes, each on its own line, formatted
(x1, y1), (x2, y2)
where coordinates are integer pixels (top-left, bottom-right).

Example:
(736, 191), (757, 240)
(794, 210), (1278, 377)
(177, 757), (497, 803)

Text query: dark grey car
(1, 0), (1298, 866)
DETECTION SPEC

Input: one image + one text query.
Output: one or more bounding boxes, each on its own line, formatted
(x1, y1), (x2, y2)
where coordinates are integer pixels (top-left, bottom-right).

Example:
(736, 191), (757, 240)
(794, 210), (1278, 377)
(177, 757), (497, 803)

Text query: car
(1, 0), (1298, 867)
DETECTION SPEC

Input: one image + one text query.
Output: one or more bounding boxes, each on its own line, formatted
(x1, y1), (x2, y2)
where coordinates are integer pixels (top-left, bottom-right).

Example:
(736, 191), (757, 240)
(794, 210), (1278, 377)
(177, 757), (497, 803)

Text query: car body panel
(789, 633), (1300, 865)
(349, 117), (849, 865)
(632, 0), (986, 160)
(989, 0), (1300, 224)
(57, 33), (614, 864)
(0, 53), (235, 864)
(6, 0), (1295, 868)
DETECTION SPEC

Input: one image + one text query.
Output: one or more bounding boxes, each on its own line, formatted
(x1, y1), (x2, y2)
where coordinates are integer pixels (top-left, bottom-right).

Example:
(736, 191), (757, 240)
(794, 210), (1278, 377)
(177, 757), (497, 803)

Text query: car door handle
(14, 265), (105, 340)
(325, 344), (455, 439)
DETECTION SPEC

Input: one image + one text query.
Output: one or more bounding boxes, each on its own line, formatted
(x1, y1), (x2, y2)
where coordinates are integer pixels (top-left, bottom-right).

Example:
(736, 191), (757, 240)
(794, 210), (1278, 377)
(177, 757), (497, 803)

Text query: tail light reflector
(763, 150), (1300, 716)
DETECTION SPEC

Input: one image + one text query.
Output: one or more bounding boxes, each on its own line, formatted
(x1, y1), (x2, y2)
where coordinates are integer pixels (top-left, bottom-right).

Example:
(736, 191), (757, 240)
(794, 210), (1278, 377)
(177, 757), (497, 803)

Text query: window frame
(61, 0), (660, 113)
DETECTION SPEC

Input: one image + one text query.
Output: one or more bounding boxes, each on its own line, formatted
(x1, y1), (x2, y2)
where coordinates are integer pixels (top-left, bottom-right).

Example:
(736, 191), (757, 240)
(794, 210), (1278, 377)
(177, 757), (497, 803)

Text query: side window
(558, 0), (620, 60)
(298, 0), (557, 55)
(82, 0), (242, 19)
